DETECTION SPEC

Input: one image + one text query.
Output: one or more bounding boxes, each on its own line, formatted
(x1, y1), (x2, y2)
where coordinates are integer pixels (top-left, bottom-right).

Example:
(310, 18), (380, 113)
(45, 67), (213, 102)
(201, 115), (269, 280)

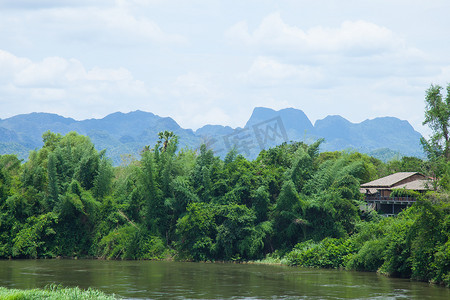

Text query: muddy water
(0, 260), (448, 299)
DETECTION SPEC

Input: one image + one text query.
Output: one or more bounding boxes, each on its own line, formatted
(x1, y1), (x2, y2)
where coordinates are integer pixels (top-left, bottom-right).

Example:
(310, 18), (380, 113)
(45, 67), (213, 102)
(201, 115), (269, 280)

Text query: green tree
(251, 186), (270, 223)
(157, 130), (176, 152)
(215, 204), (259, 260)
(409, 199), (448, 282)
(47, 152), (59, 208)
(422, 84), (450, 161)
(176, 202), (217, 261)
(93, 156), (114, 200)
(0, 155), (20, 202)
(139, 150), (163, 234)
(191, 144), (216, 202)
(11, 212), (58, 258)
(273, 180), (307, 248)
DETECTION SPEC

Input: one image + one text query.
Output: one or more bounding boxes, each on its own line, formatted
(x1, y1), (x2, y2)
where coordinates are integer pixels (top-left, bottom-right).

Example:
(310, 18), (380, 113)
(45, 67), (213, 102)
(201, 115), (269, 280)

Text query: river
(0, 260), (448, 299)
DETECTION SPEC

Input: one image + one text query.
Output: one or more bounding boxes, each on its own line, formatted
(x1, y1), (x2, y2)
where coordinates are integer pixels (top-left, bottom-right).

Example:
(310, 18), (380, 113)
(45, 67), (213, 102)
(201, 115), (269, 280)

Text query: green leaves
(12, 212), (58, 258)
(285, 238), (357, 268)
(273, 180), (306, 248)
(422, 83), (450, 161)
(176, 202), (217, 261)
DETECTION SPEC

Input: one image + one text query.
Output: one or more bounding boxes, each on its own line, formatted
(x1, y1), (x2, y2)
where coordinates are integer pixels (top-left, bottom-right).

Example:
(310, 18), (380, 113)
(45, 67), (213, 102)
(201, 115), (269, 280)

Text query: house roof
(359, 187), (378, 194)
(360, 172), (423, 188)
(394, 179), (430, 191)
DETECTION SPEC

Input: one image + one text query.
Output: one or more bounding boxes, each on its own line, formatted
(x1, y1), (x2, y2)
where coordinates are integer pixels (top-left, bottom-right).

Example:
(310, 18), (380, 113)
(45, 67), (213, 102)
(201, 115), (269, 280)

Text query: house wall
(380, 190), (391, 197)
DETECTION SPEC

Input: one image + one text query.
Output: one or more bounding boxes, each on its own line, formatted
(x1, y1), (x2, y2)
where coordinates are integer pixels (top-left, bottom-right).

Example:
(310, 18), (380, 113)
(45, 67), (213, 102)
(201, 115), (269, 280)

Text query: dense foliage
(0, 129), (448, 286)
(285, 198), (450, 286)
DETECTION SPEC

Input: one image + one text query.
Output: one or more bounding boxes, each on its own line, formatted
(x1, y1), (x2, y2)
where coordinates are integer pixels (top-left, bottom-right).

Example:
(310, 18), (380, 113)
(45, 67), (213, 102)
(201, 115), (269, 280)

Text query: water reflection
(0, 260), (448, 299)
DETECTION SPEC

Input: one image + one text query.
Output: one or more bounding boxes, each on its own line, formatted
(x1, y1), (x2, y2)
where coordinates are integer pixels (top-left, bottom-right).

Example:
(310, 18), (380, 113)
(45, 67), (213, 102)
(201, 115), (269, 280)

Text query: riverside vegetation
(0, 131), (449, 287)
(0, 85), (449, 288)
(0, 285), (116, 300)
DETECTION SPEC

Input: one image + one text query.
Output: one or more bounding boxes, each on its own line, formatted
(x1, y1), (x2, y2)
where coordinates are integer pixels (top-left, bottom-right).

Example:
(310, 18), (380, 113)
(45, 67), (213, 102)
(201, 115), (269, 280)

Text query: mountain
(245, 107), (314, 144)
(196, 107), (423, 160)
(314, 115), (423, 157)
(0, 108), (424, 164)
(245, 107), (313, 134)
(195, 125), (234, 137)
(0, 111), (201, 165)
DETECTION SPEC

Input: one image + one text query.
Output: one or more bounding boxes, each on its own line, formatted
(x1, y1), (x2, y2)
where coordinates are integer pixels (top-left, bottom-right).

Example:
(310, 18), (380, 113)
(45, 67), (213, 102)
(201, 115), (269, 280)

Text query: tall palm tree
(158, 131), (175, 152)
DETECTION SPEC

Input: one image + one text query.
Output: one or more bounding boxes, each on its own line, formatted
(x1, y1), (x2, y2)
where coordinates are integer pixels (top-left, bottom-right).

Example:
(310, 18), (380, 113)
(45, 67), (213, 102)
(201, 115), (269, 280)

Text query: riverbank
(0, 285), (117, 299)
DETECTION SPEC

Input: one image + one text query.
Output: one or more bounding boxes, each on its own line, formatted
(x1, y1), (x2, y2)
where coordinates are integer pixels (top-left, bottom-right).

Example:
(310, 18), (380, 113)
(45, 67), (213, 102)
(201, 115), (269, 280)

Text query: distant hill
(313, 115), (423, 157)
(0, 108), (424, 164)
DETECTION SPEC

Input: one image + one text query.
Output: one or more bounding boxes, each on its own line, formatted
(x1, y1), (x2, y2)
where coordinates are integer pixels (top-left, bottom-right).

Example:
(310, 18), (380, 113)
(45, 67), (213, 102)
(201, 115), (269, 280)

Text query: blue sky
(1, 0), (449, 136)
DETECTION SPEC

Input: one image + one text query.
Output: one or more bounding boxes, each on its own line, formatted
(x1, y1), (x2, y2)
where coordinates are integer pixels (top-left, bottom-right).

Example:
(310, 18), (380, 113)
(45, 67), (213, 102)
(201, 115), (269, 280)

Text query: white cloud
(0, 50), (143, 91)
(226, 13), (403, 56)
(434, 65), (450, 85)
(0, 1), (448, 138)
(229, 12), (442, 98)
(171, 72), (221, 100)
(0, 0), (108, 10)
(154, 72), (228, 129)
(86, 67), (134, 81)
(241, 56), (324, 87)
(226, 21), (252, 45)
(190, 107), (233, 129)
(0, 1), (186, 46)
(307, 20), (401, 55)
(0, 50), (30, 81)
(97, 6), (186, 43)
(115, 0), (162, 9)
(29, 88), (67, 101)
(14, 57), (72, 87)
(0, 49), (148, 119)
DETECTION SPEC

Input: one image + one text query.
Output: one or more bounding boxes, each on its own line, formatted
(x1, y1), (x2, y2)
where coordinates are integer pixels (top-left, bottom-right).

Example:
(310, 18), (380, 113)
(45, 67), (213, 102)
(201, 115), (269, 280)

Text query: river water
(0, 260), (448, 299)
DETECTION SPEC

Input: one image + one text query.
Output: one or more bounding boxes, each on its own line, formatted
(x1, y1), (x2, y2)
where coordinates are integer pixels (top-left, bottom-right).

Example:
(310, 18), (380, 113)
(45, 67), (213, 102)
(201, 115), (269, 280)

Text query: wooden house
(360, 172), (430, 215)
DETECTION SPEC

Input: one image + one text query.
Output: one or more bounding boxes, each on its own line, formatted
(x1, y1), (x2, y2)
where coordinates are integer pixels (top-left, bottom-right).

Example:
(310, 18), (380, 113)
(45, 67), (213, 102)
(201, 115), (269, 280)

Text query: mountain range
(0, 107), (424, 164)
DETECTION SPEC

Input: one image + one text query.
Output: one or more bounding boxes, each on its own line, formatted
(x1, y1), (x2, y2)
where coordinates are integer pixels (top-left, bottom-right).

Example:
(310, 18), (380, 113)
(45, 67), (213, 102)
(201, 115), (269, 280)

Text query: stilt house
(360, 172), (430, 215)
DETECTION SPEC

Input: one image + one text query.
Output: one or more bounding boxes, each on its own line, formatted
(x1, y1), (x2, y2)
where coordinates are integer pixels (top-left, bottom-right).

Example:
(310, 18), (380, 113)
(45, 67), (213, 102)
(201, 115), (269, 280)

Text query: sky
(0, 0), (449, 136)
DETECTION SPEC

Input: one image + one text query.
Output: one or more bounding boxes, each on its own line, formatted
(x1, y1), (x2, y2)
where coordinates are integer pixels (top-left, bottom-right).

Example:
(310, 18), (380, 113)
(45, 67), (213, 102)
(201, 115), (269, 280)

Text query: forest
(0, 85), (449, 287)
(0, 129), (447, 286)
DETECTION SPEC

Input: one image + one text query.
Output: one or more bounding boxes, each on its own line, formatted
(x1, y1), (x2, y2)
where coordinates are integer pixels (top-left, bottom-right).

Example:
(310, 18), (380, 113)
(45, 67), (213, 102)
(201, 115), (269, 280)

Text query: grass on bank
(0, 284), (117, 300)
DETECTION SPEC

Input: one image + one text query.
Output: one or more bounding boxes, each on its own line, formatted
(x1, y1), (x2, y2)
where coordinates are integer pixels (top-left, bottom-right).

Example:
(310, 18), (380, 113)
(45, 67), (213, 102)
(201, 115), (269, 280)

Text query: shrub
(390, 188), (420, 198)
(346, 239), (385, 271)
(285, 238), (357, 269)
